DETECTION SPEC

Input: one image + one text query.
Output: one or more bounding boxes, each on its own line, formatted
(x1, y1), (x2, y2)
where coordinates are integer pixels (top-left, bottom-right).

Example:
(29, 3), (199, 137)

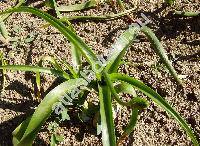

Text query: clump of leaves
(0, 5), (199, 146)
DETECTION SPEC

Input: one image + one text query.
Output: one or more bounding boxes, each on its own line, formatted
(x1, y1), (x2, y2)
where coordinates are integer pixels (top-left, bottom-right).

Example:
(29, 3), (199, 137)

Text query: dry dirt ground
(0, 0), (199, 146)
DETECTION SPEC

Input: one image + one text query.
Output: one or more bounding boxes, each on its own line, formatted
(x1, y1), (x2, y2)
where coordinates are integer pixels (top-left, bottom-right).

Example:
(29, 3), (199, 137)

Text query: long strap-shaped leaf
(49, 0), (61, 18)
(123, 108), (138, 135)
(117, 108), (138, 145)
(64, 20), (82, 73)
(108, 73), (199, 146)
(141, 26), (181, 84)
(39, 56), (70, 78)
(35, 55), (71, 98)
(12, 116), (32, 145)
(104, 72), (137, 106)
(60, 59), (78, 78)
(0, 65), (69, 79)
(59, 7), (137, 21)
(105, 26), (140, 73)
(0, 0), (25, 22)
(0, 7), (99, 70)
(13, 78), (87, 146)
(0, 0), (25, 42)
(98, 84), (116, 146)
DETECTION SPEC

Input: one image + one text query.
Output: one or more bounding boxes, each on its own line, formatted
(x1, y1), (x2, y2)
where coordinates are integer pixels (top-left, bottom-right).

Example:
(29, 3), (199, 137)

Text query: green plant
(0, 6), (199, 146)
(43, 0), (176, 21)
(174, 11), (200, 17)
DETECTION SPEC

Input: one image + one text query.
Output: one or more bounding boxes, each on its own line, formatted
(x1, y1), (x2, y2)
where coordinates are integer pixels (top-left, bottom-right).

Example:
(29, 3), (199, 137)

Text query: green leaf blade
(0, 7), (98, 70)
(141, 26), (181, 84)
(49, 0), (61, 18)
(124, 108), (138, 135)
(98, 84), (116, 146)
(109, 73), (199, 146)
(14, 78), (87, 146)
(105, 26), (140, 73)
(117, 108), (138, 145)
(0, 65), (68, 79)
(40, 56), (70, 79)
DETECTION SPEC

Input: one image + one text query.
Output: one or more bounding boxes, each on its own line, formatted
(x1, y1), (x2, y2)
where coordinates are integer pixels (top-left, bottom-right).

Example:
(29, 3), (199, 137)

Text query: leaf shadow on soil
(174, 50), (200, 63)
(137, 7), (200, 39)
(0, 74), (101, 145)
(58, 111), (101, 143)
(0, 74), (46, 145)
(139, 75), (200, 139)
(100, 3), (200, 48)
(0, 113), (48, 146)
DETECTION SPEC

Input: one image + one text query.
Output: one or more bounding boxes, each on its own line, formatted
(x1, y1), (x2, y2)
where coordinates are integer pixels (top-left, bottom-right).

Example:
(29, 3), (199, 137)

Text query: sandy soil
(0, 0), (199, 145)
